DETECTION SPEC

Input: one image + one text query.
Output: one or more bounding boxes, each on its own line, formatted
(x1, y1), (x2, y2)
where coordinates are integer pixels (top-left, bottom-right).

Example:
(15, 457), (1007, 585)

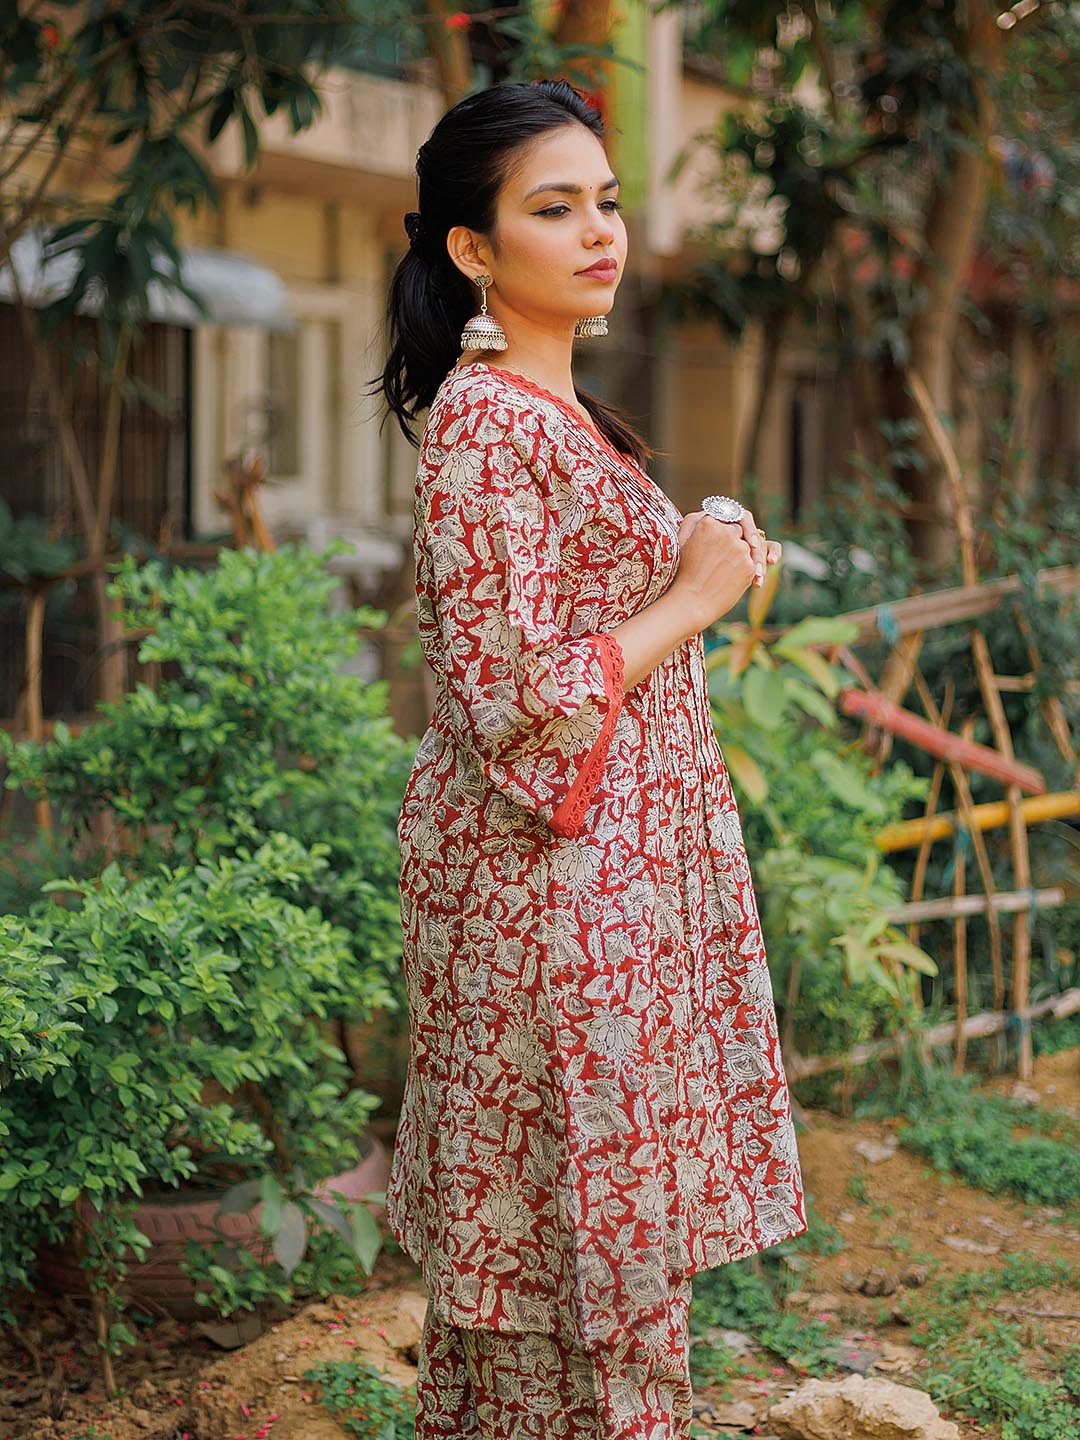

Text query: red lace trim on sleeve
(549, 632), (625, 840)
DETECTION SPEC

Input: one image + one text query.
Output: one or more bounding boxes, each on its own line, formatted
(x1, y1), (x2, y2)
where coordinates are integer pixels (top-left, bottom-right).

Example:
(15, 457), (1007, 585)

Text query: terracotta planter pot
(36, 1133), (390, 1320)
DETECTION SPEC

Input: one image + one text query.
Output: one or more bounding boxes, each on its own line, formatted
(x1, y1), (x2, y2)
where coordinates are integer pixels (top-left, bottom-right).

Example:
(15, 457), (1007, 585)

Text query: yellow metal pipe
(878, 791), (1080, 853)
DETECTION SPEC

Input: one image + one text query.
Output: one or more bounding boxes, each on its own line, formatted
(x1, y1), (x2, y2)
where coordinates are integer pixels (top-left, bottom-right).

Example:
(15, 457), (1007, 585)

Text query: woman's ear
(446, 224), (490, 282)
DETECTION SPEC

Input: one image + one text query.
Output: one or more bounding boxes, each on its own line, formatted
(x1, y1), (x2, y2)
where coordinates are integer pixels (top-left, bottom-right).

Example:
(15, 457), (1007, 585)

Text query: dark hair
(373, 79), (651, 467)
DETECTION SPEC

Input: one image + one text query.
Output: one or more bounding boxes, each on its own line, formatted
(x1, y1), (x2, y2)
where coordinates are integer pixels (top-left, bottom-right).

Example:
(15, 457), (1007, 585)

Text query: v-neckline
(453, 358), (642, 476)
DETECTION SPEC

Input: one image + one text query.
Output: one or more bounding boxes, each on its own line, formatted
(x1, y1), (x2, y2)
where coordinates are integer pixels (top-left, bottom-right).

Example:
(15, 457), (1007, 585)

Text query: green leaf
(206, 89), (235, 143)
(810, 750), (887, 818)
(785, 677), (837, 728)
(774, 617), (860, 651)
(876, 939), (939, 977)
(259, 1172), (284, 1233)
(272, 1202), (307, 1276)
(305, 1195), (354, 1249)
(779, 645), (842, 698)
(240, 106), (259, 168)
(219, 1178), (262, 1216)
(348, 1202), (382, 1275)
(721, 742), (768, 803)
(742, 667), (787, 731)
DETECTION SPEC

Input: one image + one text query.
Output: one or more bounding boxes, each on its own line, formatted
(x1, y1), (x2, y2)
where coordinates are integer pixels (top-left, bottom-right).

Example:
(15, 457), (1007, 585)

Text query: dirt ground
(3, 1047), (1079, 1440)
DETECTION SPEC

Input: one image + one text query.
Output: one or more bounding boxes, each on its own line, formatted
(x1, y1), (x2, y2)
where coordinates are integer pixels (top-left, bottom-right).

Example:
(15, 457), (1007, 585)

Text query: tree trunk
(738, 313), (785, 484)
(422, 0), (473, 109)
(553, 0), (613, 98)
(906, 0), (1001, 565)
(1006, 315), (1043, 498)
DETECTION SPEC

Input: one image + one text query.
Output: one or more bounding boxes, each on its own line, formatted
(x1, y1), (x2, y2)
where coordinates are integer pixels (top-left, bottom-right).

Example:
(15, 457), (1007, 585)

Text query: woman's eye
(536, 200), (622, 217)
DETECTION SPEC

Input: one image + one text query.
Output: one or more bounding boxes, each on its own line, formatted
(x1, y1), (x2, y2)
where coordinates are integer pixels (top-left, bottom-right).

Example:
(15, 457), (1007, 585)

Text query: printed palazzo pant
(414, 1278), (695, 1439)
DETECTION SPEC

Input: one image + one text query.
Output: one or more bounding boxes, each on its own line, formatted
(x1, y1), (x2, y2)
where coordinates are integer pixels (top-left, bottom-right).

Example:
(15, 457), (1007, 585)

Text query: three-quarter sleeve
(416, 403), (625, 840)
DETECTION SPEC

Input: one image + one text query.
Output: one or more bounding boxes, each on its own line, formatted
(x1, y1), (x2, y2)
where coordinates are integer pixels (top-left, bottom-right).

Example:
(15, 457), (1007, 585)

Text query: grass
(907, 1255), (1080, 1440)
(899, 1088), (1080, 1211)
(857, 1066), (1080, 1213)
(304, 1358), (416, 1439)
(689, 1197), (846, 1379)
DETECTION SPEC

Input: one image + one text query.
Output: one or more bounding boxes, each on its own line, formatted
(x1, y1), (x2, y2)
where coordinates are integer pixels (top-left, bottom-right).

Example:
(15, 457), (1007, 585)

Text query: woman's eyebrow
(523, 176), (620, 201)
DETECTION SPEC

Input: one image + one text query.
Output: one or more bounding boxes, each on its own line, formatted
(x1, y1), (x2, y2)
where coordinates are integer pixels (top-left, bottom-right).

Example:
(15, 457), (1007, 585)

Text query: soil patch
(4, 1047), (1079, 1440)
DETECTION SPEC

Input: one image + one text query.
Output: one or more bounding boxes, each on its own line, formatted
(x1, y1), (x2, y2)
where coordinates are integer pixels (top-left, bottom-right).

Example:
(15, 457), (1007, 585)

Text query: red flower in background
(41, 22), (60, 48)
(445, 11), (471, 29)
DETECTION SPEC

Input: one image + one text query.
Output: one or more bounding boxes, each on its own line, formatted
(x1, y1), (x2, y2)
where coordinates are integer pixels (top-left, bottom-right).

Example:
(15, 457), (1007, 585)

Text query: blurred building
(12, 6), (1068, 726)
(174, 6), (820, 568)
(0, 12), (848, 726)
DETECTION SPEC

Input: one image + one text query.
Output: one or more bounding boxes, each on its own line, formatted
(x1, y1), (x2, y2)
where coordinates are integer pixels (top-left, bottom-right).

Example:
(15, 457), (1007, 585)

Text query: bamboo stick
(971, 628), (1035, 1079)
(887, 887), (1067, 924)
(786, 988), (1080, 1081)
(912, 669), (1006, 1029)
(878, 790), (1080, 851)
(765, 565), (1080, 647)
(908, 679), (953, 950)
(871, 632), (925, 768)
(953, 831), (968, 1074)
(1014, 602), (1080, 783)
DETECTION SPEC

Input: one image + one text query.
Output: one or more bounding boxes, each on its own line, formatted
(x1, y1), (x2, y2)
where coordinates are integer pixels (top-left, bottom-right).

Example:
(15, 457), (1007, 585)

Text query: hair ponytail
(372, 79), (652, 469)
(379, 242), (472, 446)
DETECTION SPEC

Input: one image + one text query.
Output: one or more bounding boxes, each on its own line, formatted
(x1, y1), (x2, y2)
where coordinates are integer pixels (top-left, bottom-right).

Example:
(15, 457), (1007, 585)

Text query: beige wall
(177, 183), (403, 543)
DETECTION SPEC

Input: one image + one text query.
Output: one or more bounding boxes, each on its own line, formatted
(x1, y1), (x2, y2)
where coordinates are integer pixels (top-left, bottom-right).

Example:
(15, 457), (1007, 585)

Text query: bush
(705, 594), (932, 1059)
(3, 543), (415, 1005)
(896, 1079), (1080, 1211)
(304, 1358), (416, 1439)
(0, 839), (382, 1319)
(0, 545), (414, 1341)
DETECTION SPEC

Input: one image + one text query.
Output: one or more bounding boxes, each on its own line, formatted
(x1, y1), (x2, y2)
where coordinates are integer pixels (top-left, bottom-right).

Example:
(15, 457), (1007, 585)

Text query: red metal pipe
(839, 687), (1046, 794)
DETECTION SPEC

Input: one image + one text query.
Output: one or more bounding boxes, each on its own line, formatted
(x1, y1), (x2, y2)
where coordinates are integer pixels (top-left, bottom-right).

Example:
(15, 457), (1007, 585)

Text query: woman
(375, 79), (805, 1439)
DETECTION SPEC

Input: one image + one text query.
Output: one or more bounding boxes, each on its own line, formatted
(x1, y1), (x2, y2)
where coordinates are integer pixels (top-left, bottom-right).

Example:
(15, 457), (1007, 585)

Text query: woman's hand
(673, 506), (782, 631)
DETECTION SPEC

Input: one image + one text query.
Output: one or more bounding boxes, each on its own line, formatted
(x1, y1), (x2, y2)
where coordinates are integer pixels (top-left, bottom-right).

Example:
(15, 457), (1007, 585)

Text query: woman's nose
(585, 210), (616, 245)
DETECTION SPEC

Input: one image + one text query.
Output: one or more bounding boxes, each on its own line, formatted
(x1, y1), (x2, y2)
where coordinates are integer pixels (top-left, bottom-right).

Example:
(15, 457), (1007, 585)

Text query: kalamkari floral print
(414, 1274), (695, 1438)
(387, 360), (805, 1354)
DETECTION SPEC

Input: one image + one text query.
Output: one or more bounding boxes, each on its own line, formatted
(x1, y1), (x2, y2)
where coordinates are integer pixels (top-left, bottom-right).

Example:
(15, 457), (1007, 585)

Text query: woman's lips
(576, 260), (618, 280)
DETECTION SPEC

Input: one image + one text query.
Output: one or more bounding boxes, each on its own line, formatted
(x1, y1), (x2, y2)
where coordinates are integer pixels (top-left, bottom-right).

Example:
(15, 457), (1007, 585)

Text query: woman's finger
(678, 511), (706, 543)
(764, 539), (782, 565)
(739, 510), (767, 585)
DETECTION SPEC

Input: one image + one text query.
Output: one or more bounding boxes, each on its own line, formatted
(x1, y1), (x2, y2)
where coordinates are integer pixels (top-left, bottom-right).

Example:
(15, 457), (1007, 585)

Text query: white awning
(0, 229), (295, 330)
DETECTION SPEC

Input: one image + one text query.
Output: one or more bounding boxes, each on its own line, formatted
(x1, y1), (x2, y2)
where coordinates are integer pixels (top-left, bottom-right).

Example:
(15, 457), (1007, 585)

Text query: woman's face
(463, 123), (628, 337)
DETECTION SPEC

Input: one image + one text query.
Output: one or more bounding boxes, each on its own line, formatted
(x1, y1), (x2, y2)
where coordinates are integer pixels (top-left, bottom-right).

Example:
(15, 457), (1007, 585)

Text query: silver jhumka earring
(460, 274), (507, 352)
(574, 316), (609, 339)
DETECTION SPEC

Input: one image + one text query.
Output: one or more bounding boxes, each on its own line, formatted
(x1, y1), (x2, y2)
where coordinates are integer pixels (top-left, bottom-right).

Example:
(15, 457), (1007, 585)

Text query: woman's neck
(458, 320), (582, 414)
(457, 347), (587, 417)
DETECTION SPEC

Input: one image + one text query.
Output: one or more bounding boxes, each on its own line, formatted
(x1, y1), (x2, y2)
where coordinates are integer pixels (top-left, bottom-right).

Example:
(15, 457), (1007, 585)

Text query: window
(265, 330), (301, 477)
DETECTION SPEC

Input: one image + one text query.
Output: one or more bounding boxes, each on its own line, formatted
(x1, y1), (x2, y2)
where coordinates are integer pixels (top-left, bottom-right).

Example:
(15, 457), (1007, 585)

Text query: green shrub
(0, 838), (384, 1321)
(906, 1258), (1080, 1440)
(304, 1358), (416, 1438)
(3, 544), (415, 1004)
(705, 606), (932, 1058)
(898, 1085), (1080, 1211)
(0, 545), (414, 1341)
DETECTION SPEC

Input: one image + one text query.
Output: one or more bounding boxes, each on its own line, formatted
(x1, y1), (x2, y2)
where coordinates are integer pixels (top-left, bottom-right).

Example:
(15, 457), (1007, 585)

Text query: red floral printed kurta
(387, 360), (805, 1353)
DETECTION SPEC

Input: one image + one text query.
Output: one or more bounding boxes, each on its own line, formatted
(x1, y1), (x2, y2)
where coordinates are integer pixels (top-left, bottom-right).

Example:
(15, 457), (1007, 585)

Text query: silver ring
(701, 494), (745, 525)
